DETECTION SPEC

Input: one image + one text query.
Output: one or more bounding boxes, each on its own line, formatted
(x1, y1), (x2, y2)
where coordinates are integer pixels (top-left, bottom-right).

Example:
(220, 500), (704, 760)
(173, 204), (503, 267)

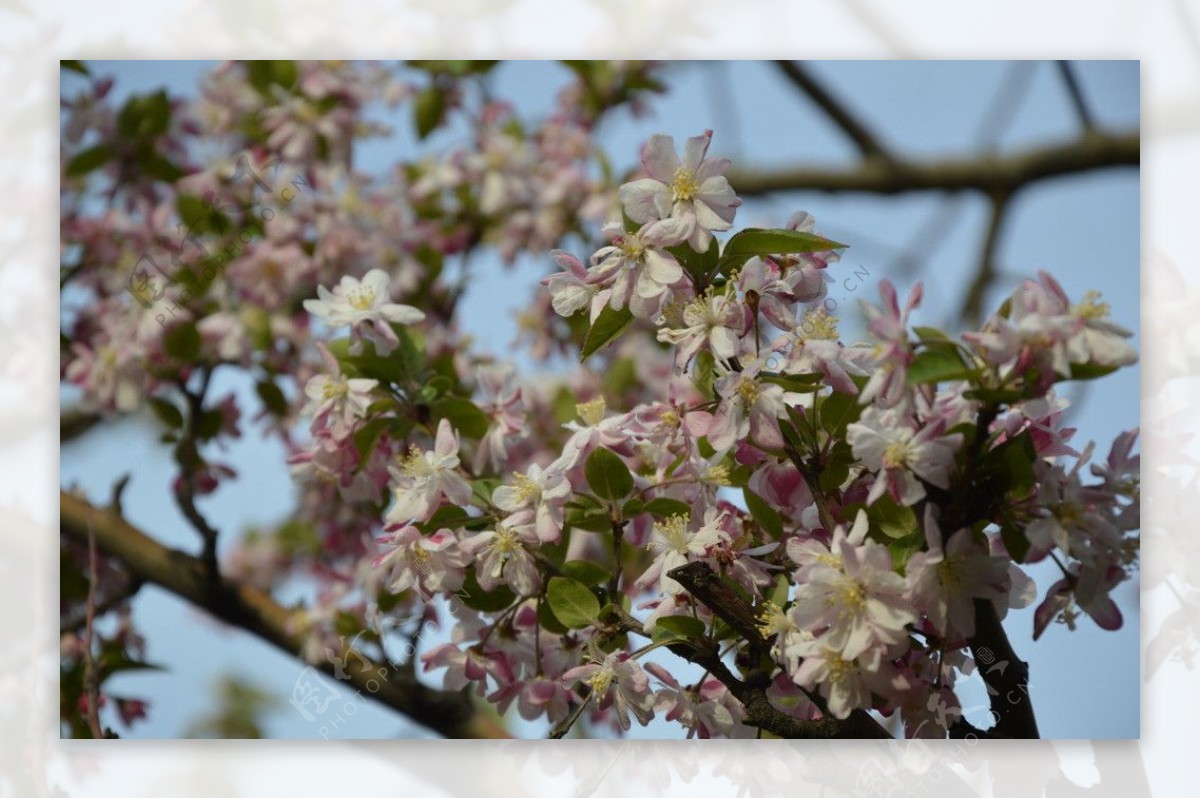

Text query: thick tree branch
(727, 132), (1138, 197)
(773, 61), (892, 161)
(967, 599), (1040, 738)
(59, 490), (509, 740)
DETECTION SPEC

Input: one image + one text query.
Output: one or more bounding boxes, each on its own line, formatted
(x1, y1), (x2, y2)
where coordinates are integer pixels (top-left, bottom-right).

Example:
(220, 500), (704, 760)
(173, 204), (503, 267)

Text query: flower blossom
(385, 419), (472, 524)
(847, 407), (963, 505)
(562, 644), (656, 732)
(303, 268), (424, 355)
(618, 130), (741, 252)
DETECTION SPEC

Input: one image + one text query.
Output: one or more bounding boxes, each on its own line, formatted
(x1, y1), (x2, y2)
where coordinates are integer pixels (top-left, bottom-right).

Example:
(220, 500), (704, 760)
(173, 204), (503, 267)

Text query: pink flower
(858, 280), (922, 408)
(618, 131), (741, 252)
(656, 289), (748, 367)
(303, 269), (425, 355)
(562, 644), (655, 732)
(635, 509), (732, 594)
(460, 511), (542, 596)
(491, 463), (570, 543)
(302, 342), (378, 435)
(589, 220), (688, 318)
(542, 249), (601, 318)
(905, 508), (1012, 638)
(790, 636), (911, 719)
(372, 525), (466, 600)
(385, 419), (473, 524)
(789, 511), (916, 659)
(707, 361), (797, 452)
(847, 407), (963, 505)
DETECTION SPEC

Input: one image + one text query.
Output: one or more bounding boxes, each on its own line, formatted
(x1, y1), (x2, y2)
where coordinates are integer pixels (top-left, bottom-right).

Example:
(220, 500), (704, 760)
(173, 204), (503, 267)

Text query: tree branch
(773, 61), (891, 161)
(727, 132), (1138, 197)
(59, 490), (509, 739)
(667, 561), (891, 739)
(960, 190), (1012, 325)
(967, 599), (1040, 738)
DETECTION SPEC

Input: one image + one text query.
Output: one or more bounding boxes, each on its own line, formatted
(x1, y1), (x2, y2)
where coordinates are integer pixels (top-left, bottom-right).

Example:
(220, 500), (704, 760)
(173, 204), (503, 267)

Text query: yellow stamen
(576, 397), (607, 426)
(1073, 290), (1111, 320)
(669, 167), (701, 202)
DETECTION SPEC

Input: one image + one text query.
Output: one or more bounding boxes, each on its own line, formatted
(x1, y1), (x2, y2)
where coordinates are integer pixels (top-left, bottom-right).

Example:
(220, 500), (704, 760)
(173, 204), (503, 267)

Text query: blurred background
(60, 60), (1140, 739)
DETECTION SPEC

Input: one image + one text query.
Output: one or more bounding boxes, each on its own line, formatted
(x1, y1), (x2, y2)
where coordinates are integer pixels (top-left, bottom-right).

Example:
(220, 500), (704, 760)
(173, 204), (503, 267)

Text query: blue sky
(61, 60), (1140, 739)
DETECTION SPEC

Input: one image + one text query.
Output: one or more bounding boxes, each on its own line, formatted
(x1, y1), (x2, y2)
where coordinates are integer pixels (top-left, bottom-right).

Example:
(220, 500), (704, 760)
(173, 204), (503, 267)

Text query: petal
(618, 179), (671, 224)
(641, 134), (680, 182)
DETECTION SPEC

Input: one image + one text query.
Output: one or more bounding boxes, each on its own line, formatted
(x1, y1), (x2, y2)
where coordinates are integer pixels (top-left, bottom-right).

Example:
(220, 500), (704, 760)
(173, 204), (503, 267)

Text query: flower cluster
(61, 58), (1139, 740)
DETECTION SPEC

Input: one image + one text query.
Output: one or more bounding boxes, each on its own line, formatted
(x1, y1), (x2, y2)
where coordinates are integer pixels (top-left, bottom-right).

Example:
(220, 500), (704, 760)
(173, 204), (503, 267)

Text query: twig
(81, 512), (105, 739)
(960, 191), (1012, 325)
(1055, 61), (1095, 133)
(773, 61), (891, 161)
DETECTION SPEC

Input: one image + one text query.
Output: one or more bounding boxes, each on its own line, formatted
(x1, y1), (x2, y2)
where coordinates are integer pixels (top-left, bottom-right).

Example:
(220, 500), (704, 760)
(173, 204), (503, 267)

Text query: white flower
(492, 463), (571, 543)
(302, 343), (377, 434)
(618, 131), (741, 252)
(372, 525), (466, 600)
(461, 511), (542, 596)
(303, 269), (424, 355)
(905, 508), (1012, 638)
(386, 419), (472, 524)
(562, 643), (655, 732)
(635, 510), (731, 594)
(589, 220), (687, 318)
(789, 511), (916, 660)
(847, 407), (963, 505)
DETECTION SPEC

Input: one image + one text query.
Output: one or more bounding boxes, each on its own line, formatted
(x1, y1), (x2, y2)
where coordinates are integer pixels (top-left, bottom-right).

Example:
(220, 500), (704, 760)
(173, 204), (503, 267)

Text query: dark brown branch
(727, 132), (1138, 197)
(967, 599), (1040, 738)
(59, 490), (509, 739)
(667, 561), (891, 739)
(773, 61), (891, 160)
(1055, 61), (1095, 132)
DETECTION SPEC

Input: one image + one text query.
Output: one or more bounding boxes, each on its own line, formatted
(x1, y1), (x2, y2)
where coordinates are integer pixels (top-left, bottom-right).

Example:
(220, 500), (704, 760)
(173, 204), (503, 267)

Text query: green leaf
(148, 397), (184, 430)
(743, 488), (783, 538)
(414, 85), (446, 139)
(246, 60), (298, 95)
(537, 598), (569, 634)
(255, 380), (289, 417)
(177, 194), (229, 236)
(564, 508), (613, 533)
(819, 442), (853, 493)
(912, 326), (952, 343)
(65, 144), (114, 177)
(1000, 522), (1031, 563)
(563, 560), (611, 587)
(907, 344), (975, 385)
(584, 447), (634, 501)
(691, 349), (716, 399)
(718, 227), (847, 274)
(761, 372), (825, 393)
(580, 305), (634, 360)
(61, 60), (90, 75)
(640, 497), (692, 518)
(1067, 362), (1119, 381)
(868, 496), (918, 539)
(819, 390), (861, 436)
(667, 237), (719, 288)
(118, 90), (171, 140)
(140, 153), (186, 182)
(163, 322), (201, 360)
(352, 417), (391, 470)
(457, 569), (516, 612)
(546, 576), (601, 629)
(430, 397), (489, 439)
(653, 615), (706, 642)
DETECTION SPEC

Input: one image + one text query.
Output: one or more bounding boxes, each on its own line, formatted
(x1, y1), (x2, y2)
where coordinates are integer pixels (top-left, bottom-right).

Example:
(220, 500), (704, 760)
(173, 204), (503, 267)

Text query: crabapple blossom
(618, 130), (741, 251)
(847, 407), (964, 505)
(303, 268), (425, 354)
(562, 644), (656, 732)
(385, 419), (472, 524)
